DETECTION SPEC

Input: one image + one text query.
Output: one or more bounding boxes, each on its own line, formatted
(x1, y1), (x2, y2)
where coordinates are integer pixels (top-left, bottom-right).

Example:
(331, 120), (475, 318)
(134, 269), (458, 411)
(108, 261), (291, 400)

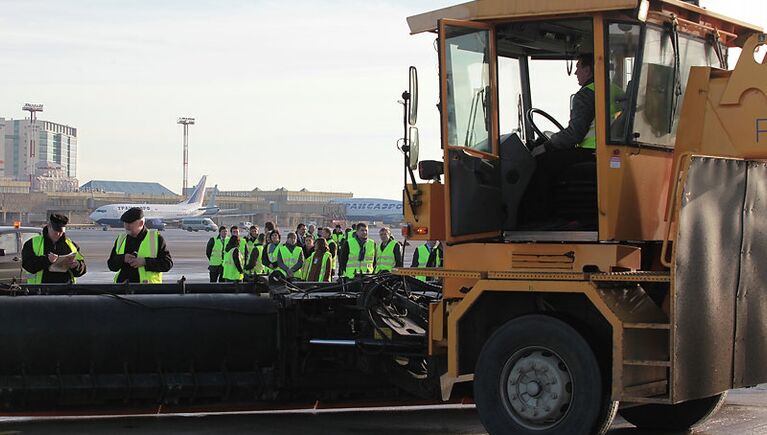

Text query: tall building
(0, 117), (78, 191)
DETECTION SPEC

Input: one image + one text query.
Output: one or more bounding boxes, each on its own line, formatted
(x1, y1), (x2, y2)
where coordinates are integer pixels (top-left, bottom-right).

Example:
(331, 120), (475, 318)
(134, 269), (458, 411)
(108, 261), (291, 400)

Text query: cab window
(631, 25), (718, 148)
(444, 26), (492, 153)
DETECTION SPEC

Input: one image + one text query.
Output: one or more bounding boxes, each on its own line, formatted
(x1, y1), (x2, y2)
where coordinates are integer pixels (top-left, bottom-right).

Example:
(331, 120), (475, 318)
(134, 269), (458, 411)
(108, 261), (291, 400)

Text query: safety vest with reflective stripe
(578, 82), (597, 150)
(114, 230), (162, 284)
(26, 235), (84, 284)
(331, 233), (345, 246)
(344, 236), (376, 278)
(222, 246), (244, 281)
(208, 237), (226, 266)
(264, 243), (281, 274)
(375, 240), (397, 273)
(415, 244), (441, 282)
(301, 251), (333, 282)
(278, 244), (303, 278)
(246, 243), (266, 275)
(578, 82), (622, 150)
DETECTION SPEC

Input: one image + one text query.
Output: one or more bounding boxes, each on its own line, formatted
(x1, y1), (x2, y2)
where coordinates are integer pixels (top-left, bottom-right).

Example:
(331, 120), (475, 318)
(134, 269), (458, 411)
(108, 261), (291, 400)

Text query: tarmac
(8, 228), (765, 434)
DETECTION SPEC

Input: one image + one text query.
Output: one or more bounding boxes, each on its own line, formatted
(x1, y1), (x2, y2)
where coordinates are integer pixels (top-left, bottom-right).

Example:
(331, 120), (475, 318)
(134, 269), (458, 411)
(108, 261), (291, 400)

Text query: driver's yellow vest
(26, 235), (84, 284)
(114, 230), (162, 284)
(578, 82), (622, 150)
(578, 83), (598, 150)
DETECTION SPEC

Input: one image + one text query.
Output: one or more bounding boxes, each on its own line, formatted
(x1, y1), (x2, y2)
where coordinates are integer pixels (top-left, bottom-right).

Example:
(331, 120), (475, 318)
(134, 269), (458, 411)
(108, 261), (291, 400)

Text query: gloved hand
(531, 144), (547, 157)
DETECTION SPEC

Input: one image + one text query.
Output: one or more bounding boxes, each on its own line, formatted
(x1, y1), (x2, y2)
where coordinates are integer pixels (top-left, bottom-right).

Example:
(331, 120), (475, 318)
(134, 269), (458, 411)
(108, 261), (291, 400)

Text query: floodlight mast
(22, 103), (43, 182)
(177, 117), (195, 194)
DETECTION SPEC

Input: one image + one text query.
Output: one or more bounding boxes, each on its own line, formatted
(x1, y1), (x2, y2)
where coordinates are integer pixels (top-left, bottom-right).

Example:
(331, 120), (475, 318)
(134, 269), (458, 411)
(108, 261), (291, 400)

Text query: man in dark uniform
(107, 207), (173, 283)
(21, 214), (87, 283)
(522, 53), (596, 225)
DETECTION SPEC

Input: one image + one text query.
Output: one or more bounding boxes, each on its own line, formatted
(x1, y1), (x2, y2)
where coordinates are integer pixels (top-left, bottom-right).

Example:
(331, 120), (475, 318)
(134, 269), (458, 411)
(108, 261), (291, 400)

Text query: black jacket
(21, 226), (87, 283)
(107, 227), (173, 283)
(546, 79), (595, 151)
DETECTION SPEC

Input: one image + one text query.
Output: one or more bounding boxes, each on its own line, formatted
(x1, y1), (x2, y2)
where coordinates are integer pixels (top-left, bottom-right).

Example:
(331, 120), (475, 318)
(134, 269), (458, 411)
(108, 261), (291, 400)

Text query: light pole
(22, 103), (43, 182)
(177, 117), (195, 195)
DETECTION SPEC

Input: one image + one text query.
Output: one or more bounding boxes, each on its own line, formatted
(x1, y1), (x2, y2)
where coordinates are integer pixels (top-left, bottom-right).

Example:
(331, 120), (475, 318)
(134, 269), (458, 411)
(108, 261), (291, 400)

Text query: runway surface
(13, 228), (766, 433)
(0, 388), (765, 434)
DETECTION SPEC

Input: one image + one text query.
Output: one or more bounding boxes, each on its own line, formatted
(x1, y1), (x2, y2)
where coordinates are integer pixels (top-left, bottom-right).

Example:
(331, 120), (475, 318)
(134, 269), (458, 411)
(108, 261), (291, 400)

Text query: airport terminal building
(0, 180), (353, 229)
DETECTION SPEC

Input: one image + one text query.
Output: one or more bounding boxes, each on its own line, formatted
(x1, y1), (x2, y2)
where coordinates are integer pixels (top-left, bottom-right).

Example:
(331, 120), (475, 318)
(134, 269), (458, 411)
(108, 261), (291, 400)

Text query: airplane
(331, 198), (403, 225)
(199, 185), (240, 217)
(89, 176), (208, 230)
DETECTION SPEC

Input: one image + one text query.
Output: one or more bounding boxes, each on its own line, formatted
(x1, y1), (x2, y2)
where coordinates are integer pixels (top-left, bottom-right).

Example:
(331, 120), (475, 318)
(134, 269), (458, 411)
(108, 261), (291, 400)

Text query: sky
(0, 0), (764, 200)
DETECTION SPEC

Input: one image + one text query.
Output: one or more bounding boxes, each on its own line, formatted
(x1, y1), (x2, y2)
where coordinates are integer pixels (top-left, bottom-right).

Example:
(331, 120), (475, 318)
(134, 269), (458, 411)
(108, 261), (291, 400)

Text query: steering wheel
(526, 108), (565, 141)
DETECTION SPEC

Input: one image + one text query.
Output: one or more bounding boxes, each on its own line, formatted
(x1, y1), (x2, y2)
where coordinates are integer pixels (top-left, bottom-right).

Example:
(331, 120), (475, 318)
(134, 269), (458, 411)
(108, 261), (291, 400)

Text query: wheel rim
(500, 346), (573, 430)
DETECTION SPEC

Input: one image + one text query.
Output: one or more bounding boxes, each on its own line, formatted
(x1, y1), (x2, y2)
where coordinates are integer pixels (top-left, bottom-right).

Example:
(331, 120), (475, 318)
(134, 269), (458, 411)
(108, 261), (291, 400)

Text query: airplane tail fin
(207, 185), (219, 207)
(184, 176), (207, 206)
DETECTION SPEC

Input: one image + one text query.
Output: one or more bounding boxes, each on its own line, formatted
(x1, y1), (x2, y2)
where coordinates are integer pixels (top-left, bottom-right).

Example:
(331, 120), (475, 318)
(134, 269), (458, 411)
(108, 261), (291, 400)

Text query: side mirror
(408, 66), (418, 126)
(408, 127), (419, 170)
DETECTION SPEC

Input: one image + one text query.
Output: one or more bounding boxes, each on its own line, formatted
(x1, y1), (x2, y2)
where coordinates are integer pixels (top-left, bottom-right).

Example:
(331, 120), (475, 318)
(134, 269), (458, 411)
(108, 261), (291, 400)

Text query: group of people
(22, 207), (173, 284)
(206, 221), (443, 283)
(20, 207), (443, 286)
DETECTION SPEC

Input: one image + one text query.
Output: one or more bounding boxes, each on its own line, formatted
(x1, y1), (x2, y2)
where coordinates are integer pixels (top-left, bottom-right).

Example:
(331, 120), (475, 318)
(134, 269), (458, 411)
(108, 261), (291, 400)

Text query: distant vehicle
(331, 198), (403, 224)
(0, 226), (42, 283)
(89, 176), (210, 230)
(180, 218), (218, 232)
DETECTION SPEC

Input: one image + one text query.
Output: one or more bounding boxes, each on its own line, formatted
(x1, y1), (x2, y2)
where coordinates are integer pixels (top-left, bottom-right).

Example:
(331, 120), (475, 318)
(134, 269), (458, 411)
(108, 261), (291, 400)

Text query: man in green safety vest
(522, 53), (601, 225)
(222, 227), (246, 282)
(107, 207), (173, 284)
(339, 222), (376, 278)
(331, 225), (345, 248)
(276, 232), (304, 280)
(411, 240), (443, 282)
(243, 226), (264, 278)
(22, 213), (87, 284)
(374, 227), (402, 273)
(205, 225), (228, 282)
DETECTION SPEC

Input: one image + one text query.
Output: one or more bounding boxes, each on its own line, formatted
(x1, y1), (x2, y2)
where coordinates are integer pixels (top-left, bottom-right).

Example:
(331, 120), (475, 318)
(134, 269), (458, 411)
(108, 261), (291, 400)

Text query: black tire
(474, 314), (614, 435)
(618, 391), (727, 431)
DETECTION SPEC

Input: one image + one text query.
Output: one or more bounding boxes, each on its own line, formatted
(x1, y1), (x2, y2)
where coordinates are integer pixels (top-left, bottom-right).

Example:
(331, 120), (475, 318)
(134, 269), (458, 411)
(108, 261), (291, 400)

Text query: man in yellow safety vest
(107, 207), (173, 284)
(205, 225), (228, 282)
(411, 240), (443, 282)
(22, 213), (87, 284)
(339, 222), (376, 278)
(522, 53), (599, 224)
(374, 227), (402, 273)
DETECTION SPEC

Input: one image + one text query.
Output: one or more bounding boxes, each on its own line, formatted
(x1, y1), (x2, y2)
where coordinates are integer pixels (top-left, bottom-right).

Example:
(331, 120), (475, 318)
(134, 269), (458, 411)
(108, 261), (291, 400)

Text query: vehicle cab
(404, 0), (760, 244)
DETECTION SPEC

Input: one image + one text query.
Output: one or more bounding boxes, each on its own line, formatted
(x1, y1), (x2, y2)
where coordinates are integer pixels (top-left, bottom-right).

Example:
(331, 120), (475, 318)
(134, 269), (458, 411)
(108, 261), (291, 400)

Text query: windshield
(443, 26), (492, 153)
(632, 25), (718, 148)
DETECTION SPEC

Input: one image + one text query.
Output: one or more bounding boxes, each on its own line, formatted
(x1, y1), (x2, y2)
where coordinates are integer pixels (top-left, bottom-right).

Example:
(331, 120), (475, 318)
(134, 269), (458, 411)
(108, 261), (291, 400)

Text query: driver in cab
(522, 53), (596, 225)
